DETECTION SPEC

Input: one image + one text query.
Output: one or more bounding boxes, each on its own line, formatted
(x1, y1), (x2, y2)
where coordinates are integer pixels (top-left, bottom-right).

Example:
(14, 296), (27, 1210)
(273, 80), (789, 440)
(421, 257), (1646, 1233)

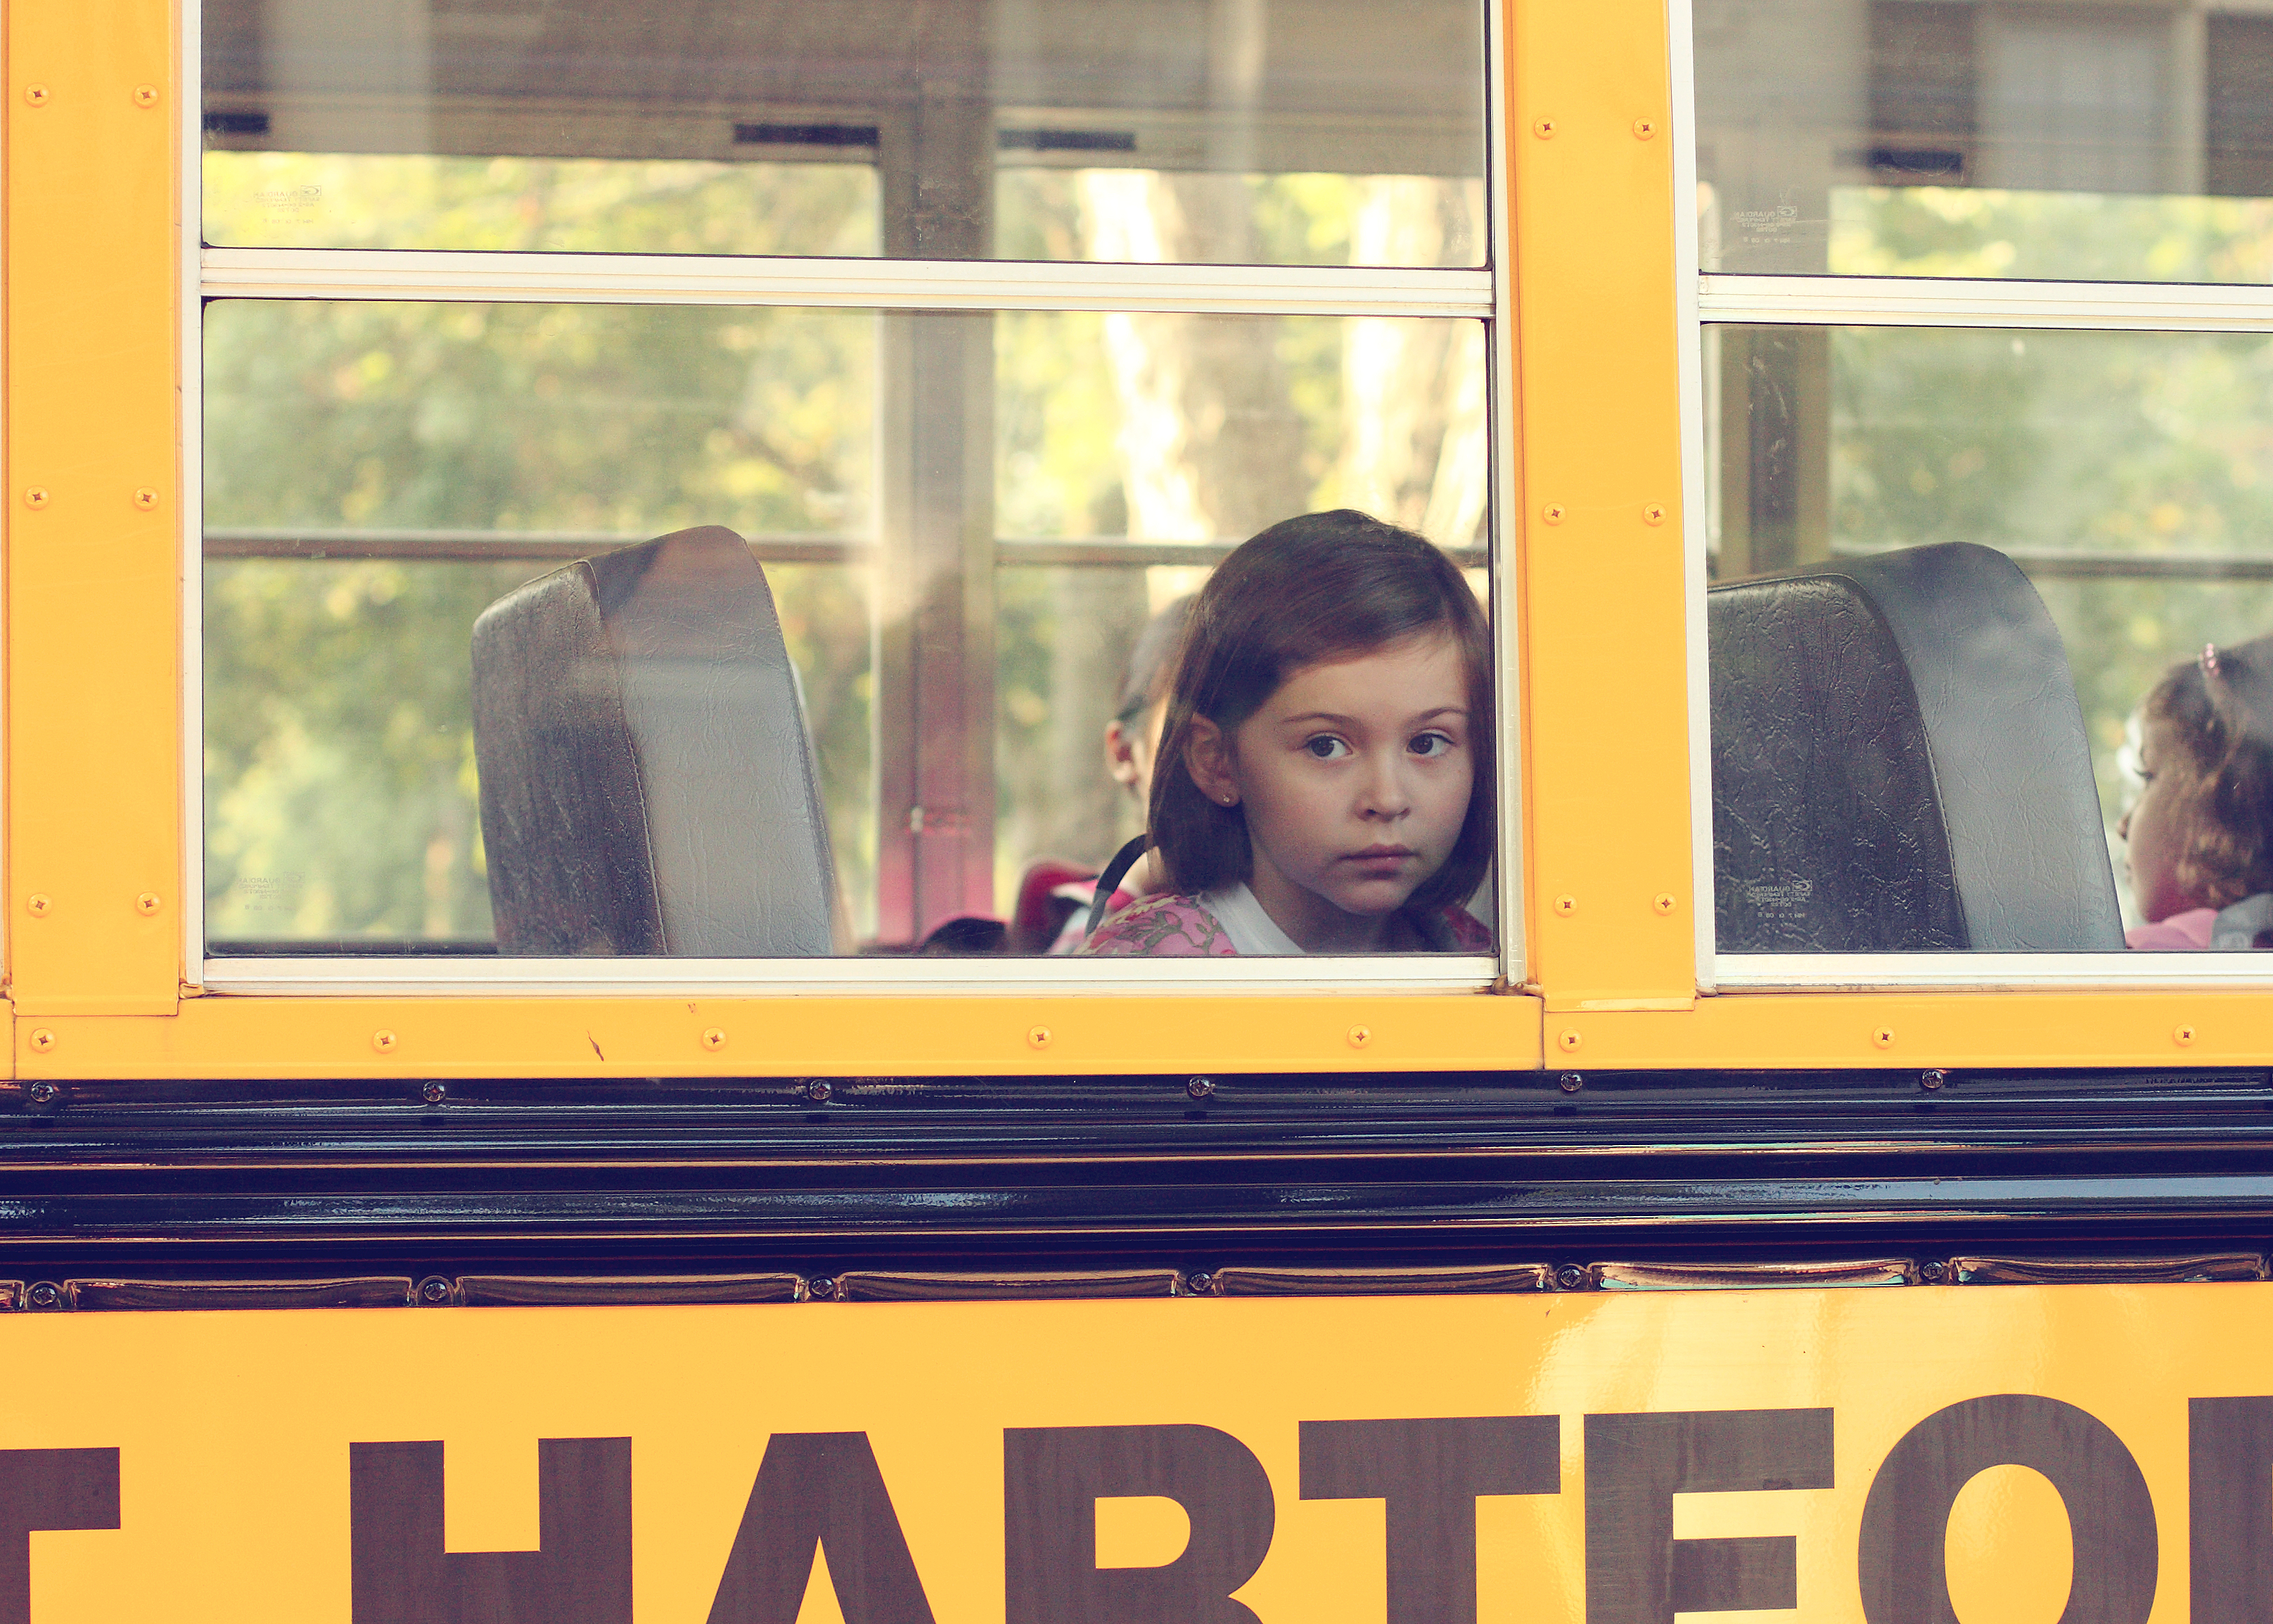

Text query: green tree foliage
(1831, 186), (2273, 284)
(204, 293), (876, 941)
(204, 151), (879, 257)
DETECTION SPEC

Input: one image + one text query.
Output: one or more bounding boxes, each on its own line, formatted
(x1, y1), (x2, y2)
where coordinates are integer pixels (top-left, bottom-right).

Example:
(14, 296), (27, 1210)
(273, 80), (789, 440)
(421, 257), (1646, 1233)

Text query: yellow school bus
(7, 0), (2273, 1617)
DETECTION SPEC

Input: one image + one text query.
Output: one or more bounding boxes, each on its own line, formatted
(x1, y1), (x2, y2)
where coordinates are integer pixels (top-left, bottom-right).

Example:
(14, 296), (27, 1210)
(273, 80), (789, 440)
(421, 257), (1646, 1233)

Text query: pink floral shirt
(2126, 893), (2273, 950)
(1080, 893), (1494, 956)
(2126, 908), (2218, 951)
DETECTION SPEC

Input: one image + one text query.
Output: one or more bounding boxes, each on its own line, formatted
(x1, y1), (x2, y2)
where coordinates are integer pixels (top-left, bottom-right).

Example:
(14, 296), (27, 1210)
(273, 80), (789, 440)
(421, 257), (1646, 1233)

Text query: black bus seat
(1710, 540), (2122, 952)
(470, 525), (838, 955)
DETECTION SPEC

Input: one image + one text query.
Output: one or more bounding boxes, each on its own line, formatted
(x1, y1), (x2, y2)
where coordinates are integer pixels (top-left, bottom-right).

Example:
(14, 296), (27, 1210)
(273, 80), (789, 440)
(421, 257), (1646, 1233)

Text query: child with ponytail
(2122, 636), (2273, 950)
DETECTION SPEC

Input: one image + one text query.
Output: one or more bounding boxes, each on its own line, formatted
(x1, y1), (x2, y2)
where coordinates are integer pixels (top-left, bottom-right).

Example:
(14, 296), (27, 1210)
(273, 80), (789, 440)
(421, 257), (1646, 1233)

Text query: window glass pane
(205, 300), (1492, 958)
(1698, 0), (2273, 282)
(201, 0), (1486, 266)
(1707, 322), (2273, 952)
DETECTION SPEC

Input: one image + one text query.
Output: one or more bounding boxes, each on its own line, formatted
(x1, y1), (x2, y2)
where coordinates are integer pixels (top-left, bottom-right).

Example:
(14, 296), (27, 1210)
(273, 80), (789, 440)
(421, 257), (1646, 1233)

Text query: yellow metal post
(6, 0), (181, 1017)
(1509, 0), (1694, 1014)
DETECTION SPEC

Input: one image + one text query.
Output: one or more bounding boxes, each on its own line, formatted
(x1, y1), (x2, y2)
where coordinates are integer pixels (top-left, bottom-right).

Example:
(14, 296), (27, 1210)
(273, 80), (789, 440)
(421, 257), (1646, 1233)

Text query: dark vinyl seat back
(470, 525), (836, 955)
(1710, 541), (2122, 952)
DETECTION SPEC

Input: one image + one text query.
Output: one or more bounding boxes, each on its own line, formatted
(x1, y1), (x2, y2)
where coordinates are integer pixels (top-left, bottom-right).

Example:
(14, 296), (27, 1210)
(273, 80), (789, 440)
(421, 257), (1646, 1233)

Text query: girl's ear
(1185, 716), (1241, 807)
(1103, 719), (1142, 788)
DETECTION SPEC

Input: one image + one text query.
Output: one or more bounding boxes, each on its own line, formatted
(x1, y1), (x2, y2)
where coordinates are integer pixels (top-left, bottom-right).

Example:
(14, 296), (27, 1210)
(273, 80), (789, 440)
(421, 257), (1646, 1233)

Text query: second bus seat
(1710, 540), (2122, 952)
(470, 525), (838, 956)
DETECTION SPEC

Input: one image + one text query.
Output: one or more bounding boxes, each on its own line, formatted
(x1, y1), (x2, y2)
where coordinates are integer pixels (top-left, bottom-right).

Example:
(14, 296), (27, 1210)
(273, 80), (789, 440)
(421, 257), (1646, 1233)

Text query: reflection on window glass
(1708, 322), (2273, 952)
(205, 301), (1488, 957)
(202, 0), (1485, 265)
(1698, 0), (2273, 281)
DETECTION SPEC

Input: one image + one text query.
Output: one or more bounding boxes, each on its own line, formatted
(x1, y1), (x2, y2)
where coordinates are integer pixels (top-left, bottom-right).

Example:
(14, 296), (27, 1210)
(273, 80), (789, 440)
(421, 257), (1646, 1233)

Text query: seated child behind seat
(1033, 593), (1194, 953)
(2122, 636), (2273, 949)
(1080, 509), (1493, 956)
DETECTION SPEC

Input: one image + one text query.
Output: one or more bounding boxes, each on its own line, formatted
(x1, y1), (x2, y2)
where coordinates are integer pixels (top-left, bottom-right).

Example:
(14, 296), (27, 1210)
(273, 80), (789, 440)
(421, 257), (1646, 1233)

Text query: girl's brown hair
(1146, 509), (1494, 909)
(2144, 634), (2273, 909)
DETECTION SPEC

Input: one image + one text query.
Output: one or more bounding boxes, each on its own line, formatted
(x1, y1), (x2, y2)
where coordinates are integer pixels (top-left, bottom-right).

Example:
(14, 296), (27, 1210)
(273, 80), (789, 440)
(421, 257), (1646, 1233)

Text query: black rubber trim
(0, 1068), (2269, 1277)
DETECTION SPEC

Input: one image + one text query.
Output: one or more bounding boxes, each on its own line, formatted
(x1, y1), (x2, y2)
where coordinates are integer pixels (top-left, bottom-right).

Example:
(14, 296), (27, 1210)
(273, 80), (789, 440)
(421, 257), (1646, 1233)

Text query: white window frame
(1668, 0), (2273, 993)
(181, 0), (1523, 998)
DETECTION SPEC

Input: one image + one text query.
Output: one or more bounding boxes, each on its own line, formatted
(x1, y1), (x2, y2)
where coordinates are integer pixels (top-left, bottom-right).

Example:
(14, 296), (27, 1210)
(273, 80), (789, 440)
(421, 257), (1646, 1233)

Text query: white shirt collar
(1198, 882), (1306, 955)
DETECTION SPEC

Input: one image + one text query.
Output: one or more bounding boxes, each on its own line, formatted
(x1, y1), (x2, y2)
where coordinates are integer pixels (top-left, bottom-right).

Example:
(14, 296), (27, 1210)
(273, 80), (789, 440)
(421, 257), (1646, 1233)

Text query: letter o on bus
(1857, 1394), (2156, 1624)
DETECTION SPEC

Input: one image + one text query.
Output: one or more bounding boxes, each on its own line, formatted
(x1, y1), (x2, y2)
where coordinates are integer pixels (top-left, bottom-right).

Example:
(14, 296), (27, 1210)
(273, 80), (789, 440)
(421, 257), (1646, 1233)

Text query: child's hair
(1146, 509), (1493, 907)
(1115, 594), (1196, 725)
(2144, 634), (2273, 909)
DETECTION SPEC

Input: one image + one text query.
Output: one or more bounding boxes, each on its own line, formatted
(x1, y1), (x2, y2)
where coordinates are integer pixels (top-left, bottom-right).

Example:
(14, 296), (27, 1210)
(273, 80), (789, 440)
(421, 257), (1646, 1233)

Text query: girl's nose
(1357, 757), (1411, 819)
(2117, 810), (2132, 842)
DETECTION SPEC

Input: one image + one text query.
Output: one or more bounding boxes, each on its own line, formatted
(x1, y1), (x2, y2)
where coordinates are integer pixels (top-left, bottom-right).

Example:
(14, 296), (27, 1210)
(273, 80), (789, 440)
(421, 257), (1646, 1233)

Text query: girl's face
(1186, 631), (1474, 947)
(2120, 713), (2196, 922)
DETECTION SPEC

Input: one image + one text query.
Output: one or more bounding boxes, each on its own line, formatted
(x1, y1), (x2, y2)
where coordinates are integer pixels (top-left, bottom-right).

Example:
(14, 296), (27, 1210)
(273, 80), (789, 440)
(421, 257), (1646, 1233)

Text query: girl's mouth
(1343, 845), (1417, 862)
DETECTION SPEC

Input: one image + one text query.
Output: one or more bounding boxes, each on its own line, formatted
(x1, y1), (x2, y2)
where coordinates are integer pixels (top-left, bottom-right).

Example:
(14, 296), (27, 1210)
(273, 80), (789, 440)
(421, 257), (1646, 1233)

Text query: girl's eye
(1304, 735), (1351, 760)
(1409, 730), (1456, 757)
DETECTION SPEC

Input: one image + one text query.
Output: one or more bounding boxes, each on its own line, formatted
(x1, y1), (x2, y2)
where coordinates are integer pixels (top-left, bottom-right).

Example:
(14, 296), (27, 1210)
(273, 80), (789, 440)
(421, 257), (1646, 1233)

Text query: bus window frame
(33, 0), (2272, 1078)
(171, 0), (1523, 1004)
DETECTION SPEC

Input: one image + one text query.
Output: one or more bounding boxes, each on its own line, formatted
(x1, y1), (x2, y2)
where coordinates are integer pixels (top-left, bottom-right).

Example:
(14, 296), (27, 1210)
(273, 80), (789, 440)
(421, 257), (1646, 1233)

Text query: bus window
(1693, 1), (2273, 965)
(1704, 323), (2273, 955)
(1696, 0), (2273, 282)
(197, 0), (1501, 974)
(202, 302), (1492, 961)
(200, 0), (1485, 267)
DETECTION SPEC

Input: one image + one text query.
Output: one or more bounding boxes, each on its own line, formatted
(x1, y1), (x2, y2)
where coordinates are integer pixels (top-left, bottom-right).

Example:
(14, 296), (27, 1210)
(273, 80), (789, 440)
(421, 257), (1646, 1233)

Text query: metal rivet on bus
(1186, 1076), (1215, 1100)
(132, 487), (159, 510)
(804, 1079), (832, 1104)
(1632, 117), (1658, 139)
(1542, 503), (1566, 524)
(23, 86), (49, 108)
(702, 1027), (727, 1051)
(416, 1276), (454, 1305)
(132, 84), (160, 108)
(1643, 503), (1667, 525)
(2176, 1023), (2198, 1047)
(1347, 1025), (1371, 1049)
(421, 1080), (445, 1105)
(1919, 1260), (1948, 1284)
(23, 488), (49, 510)
(372, 1029), (398, 1054)
(27, 1030), (55, 1054)
(1558, 1071), (1584, 1094)
(1919, 1068), (1947, 1092)
(1027, 1025), (1053, 1049)
(26, 1282), (61, 1310)
(1653, 892), (1676, 915)
(1532, 117), (1556, 139)
(809, 1276), (838, 1300)
(1557, 1028), (1582, 1053)
(1554, 894), (1577, 916)
(25, 895), (50, 918)
(1871, 1026), (1895, 1049)
(1185, 1271), (1215, 1296)
(1554, 1264), (1589, 1291)
(135, 892), (161, 916)
(27, 1082), (57, 1106)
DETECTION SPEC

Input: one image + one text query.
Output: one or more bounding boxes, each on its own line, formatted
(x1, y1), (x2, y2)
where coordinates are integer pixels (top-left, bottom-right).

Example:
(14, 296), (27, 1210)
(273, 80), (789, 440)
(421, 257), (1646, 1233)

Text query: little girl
(2122, 635), (2273, 950)
(1081, 509), (1494, 956)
